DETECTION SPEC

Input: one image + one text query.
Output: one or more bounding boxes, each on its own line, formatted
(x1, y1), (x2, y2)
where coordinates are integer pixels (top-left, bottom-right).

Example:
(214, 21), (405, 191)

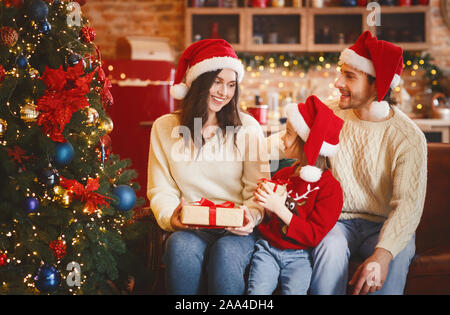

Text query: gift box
(181, 199), (244, 227)
(259, 178), (289, 196)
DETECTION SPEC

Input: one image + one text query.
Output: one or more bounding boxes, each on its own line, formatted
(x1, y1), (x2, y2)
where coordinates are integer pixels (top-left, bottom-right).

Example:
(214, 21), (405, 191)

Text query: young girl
(147, 39), (269, 294)
(248, 95), (344, 295)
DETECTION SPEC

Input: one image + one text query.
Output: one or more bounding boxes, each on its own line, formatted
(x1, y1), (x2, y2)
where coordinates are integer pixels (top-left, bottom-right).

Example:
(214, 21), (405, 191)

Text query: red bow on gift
(59, 176), (112, 214)
(259, 178), (291, 192)
(194, 198), (236, 227)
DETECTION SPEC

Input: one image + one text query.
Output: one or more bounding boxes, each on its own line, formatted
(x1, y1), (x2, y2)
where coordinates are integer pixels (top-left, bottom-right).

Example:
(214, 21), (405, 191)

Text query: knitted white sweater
(147, 112), (270, 232)
(328, 102), (427, 258)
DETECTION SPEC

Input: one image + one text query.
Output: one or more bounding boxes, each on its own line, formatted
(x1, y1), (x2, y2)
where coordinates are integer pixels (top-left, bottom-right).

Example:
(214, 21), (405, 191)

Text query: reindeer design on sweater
(281, 184), (320, 236)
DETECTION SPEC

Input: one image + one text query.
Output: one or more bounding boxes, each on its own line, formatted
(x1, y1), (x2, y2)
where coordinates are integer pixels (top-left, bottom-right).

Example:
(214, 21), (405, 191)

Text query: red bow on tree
(7, 145), (35, 170)
(59, 176), (111, 214)
(36, 63), (97, 142)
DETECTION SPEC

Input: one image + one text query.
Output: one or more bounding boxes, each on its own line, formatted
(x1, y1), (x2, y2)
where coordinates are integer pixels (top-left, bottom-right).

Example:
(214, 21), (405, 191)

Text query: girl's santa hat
(170, 39), (245, 100)
(285, 96), (344, 183)
(339, 31), (403, 119)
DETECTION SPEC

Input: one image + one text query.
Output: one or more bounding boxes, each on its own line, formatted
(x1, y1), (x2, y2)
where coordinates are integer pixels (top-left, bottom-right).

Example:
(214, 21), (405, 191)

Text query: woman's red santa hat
(339, 31), (403, 119)
(285, 95), (344, 183)
(170, 39), (245, 100)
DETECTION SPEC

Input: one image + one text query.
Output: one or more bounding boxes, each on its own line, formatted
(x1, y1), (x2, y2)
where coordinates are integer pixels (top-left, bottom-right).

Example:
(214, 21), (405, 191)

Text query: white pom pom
(390, 74), (401, 88)
(299, 165), (322, 183)
(170, 83), (188, 100)
(369, 101), (390, 119)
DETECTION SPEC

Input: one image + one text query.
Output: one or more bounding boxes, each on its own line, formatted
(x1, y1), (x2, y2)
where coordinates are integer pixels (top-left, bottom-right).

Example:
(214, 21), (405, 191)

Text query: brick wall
(82, 0), (185, 60)
(82, 0), (449, 72)
(430, 0), (450, 72)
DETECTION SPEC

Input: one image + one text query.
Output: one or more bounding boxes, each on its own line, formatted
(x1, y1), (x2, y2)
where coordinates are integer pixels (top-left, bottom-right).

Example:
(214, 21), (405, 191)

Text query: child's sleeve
(285, 180), (343, 247)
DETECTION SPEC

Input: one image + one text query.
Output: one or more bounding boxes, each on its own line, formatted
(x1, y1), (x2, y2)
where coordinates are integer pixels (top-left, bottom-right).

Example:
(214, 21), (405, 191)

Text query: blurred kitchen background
(79, 0), (450, 198)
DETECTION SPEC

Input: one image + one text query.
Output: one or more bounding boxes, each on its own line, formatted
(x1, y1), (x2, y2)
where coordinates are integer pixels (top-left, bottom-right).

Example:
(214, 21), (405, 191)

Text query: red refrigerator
(104, 59), (175, 200)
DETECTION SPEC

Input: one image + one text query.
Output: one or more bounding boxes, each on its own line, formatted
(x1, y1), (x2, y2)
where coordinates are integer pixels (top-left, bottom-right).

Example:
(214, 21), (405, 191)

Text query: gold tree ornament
(20, 100), (40, 123)
(29, 68), (40, 79)
(0, 118), (7, 139)
(84, 107), (99, 126)
(99, 116), (113, 134)
(53, 186), (71, 208)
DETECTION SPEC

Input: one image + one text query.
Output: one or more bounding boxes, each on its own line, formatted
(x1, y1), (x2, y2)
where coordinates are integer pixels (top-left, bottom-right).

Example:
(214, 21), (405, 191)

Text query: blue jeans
(163, 229), (256, 295)
(310, 219), (416, 295)
(247, 238), (312, 295)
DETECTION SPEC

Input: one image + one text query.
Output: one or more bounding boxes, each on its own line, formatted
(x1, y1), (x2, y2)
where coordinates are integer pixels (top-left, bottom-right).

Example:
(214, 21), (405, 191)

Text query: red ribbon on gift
(195, 198), (235, 226)
(259, 178), (291, 192)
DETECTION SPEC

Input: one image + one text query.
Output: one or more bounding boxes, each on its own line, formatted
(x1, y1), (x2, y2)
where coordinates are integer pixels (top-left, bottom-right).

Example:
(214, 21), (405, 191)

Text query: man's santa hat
(285, 95), (344, 183)
(339, 31), (403, 119)
(170, 39), (245, 100)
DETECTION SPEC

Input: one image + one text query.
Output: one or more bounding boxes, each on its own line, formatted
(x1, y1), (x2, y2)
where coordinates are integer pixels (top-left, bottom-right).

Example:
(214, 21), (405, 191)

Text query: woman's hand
(170, 198), (190, 231)
(226, 206), (255, 236)
(254, 182), (287, 214)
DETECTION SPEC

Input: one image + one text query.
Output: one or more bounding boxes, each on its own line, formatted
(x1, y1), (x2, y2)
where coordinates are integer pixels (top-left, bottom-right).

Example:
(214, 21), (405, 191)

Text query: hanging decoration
(36, 63), (97, 142)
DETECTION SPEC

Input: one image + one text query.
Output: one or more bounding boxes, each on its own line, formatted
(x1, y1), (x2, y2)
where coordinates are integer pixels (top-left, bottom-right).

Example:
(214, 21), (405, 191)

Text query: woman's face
(207, 69), (237, 115)
(281, 121), (303, 159)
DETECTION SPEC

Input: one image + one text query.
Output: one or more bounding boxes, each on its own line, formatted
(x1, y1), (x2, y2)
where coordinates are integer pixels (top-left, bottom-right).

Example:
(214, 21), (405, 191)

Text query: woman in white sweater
(147, 39), (269, 294)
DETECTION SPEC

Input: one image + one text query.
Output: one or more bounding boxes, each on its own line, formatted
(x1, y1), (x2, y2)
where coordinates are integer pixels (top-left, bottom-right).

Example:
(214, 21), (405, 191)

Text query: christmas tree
(0, 0), (145, 294)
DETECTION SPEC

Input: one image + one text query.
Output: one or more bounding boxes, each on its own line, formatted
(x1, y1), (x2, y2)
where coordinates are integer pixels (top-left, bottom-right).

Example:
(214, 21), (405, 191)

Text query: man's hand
(349, 247), (393, 295)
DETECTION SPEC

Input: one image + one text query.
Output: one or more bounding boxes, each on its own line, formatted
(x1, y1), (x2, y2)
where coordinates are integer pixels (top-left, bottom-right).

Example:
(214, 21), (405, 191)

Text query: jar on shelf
(398, 0), (411, 6)
(312, 0), (324, 8)
(190, 0), (205, 7)
(272, 0), (285, 7)
(209, 22), (220, 39)
(341, 0), (357, 6)
(293, 0), (302, 7)
(247, 95), (268, 125)
(251, 0), (269, 7)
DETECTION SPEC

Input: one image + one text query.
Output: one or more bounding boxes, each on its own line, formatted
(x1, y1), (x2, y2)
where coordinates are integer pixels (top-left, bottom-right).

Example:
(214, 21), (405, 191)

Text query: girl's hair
(293, 136), (331, 173)
(177, 69), (242, 148)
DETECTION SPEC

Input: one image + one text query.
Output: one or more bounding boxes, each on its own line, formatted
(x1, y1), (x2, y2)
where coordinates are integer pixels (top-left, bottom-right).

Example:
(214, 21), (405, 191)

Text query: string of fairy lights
(237, 52), (444, 111)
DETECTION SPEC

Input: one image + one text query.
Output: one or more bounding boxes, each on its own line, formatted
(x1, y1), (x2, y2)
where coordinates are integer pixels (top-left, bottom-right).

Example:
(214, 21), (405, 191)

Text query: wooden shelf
(185, 4), (431, 52)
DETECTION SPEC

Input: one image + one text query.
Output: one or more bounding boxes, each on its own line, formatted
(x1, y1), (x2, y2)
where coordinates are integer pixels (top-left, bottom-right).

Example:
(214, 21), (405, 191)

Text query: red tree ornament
(0, 26), (18, 46)
(0, 65), (5, 83)
(0, 253), (7, 267)
(49, 240), (67, 260)
(80, 26), (95, 43)
(3, 0), (24, 8)
(36, 63), (97, 142)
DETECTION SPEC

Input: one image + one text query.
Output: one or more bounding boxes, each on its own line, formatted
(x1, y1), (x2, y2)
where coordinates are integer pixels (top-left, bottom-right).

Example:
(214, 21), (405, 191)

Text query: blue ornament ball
(17, 55), (28, 68)
(67, 54), (81, 67)
(40, 167), (60, 188)
(38, 20), (51, 34)
(54, 142), (74, 166)
(34, 264), (61, 293)
(29, 0), (49, 21)
(24, 197), (39, 213)
(113, 185), (136, 212)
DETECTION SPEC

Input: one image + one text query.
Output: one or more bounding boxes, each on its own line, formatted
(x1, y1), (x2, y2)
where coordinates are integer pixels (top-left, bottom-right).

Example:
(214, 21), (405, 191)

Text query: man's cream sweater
(147, 112), (270, 232)
(329, 102), (427, 258)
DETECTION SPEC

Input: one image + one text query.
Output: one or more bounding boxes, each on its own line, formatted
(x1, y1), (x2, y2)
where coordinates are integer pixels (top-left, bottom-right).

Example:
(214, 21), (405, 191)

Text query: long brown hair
(177, 69), (242, 148)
